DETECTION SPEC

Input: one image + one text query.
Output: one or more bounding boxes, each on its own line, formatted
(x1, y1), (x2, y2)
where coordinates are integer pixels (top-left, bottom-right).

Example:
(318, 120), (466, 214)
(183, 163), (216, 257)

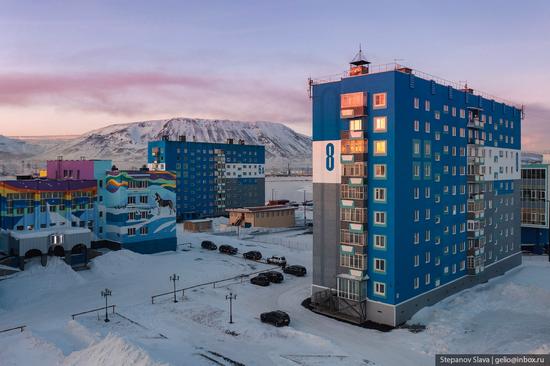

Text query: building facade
(227, 205), (297, 228)
(96, 169), (177, 254)
(521, 164), (549, 253)
(0, 178), (98, 269)
(147, 138), (265, 221)
(310, 53), (522, 326)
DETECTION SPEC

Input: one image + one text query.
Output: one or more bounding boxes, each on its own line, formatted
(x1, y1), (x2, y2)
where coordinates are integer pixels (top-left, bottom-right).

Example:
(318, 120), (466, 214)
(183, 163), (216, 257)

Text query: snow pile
(90, 249), (148, 277)
(0, 257), (85, 310)
(408, 258), (550, 355)
(0, 331), (64, 366)
(63, 333), (167, 366)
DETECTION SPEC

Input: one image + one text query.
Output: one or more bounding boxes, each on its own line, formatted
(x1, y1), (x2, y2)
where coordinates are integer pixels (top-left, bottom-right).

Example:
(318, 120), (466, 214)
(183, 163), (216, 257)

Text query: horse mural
(155, 193), (174, 215)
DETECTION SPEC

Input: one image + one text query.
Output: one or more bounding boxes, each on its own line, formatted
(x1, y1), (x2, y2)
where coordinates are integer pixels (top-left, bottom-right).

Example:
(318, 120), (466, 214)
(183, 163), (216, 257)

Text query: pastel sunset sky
(0, 0), (549, 150)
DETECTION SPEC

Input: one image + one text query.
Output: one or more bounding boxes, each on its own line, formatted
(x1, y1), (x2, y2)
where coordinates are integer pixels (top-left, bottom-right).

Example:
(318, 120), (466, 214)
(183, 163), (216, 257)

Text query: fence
(151, 265), (280, 304)
(0, 325), (26, 334)
(71, 305), (116, 320)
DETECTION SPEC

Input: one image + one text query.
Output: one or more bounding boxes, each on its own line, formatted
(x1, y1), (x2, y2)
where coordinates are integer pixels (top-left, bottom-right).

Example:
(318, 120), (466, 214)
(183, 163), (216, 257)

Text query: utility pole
(170, 274), (180, 303)
(101, 288), (112, 322)
(225, 292), (237, 324)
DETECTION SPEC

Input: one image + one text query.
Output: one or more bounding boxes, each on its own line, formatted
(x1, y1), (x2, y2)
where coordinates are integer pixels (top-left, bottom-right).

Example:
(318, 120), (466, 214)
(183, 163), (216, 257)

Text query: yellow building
(227, 205), (297, 228)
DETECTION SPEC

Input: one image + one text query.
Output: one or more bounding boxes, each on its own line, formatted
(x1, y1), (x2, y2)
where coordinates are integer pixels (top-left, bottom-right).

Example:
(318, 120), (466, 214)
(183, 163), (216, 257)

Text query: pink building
(47, 159), (112, 180)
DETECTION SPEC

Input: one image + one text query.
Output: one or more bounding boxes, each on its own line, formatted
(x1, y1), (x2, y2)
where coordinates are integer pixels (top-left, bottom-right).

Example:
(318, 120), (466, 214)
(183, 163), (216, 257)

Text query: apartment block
(521, 163), (549, 253)
(310, 51), (522, 326)
(148, 137), (265, 221)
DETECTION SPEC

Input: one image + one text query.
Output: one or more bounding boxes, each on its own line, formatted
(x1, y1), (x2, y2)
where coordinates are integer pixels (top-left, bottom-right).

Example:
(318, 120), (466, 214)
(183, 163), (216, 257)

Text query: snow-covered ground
(1, 222), (549, 365)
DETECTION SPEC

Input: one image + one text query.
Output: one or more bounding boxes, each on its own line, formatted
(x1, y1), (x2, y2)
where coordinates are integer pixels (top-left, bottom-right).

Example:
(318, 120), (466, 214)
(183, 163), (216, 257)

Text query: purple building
(47, 159), (112, 180)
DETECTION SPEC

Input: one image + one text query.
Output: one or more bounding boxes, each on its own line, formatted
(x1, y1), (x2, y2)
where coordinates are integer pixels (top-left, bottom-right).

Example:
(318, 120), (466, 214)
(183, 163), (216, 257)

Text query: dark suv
(219, 245), (238, 255)
(283, 265), (307, 277)
(259, 271), (284, 283)
(201, 240), (217, 250)
(243, 250), (262, 260)
(260, 310), (290, 327)
(250, 275), (270, 286)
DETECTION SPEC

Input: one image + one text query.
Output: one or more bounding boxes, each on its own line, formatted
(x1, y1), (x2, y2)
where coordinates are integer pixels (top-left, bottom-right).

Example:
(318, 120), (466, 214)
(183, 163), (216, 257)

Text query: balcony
(340, 208), (367, 224)
(467, 118), (485, 129)
(341, 130), (366, 140)
(340, 229), (367, 246)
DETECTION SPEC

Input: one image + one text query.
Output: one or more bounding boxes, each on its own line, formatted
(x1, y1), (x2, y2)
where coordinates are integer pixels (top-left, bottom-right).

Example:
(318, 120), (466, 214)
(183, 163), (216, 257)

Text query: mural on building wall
(0, 180), (97, 232)
(98, 171), (176, 249)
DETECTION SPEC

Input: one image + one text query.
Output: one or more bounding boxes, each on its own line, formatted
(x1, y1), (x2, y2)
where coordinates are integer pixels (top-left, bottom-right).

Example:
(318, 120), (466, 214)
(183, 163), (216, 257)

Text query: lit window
(373, 116), (387, 132)
(414, 97), (420, 109)
(374, 140), (387, 155)
(350, 119), (363, 131)
(374, 164), (386, 178)
(373, 93), (387, 109)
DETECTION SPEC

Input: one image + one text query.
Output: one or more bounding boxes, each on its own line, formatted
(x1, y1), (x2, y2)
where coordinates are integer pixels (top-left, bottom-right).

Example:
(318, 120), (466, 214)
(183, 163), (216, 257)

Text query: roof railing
(311, 62), (522, 109)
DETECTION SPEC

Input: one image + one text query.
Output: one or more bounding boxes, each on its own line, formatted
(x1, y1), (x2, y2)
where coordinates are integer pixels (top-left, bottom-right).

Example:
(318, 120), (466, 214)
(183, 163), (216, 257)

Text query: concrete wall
(312, 183), (341, 291)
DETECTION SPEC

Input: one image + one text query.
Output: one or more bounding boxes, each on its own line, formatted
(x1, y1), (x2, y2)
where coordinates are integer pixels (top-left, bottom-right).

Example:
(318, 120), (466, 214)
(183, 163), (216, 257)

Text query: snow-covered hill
(38, 118), (311, 170)
(0, 135), (44, 158)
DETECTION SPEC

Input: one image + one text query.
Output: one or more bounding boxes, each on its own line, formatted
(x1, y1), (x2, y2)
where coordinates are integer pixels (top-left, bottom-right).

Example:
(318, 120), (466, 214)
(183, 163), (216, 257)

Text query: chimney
(179, 135), (186, 142)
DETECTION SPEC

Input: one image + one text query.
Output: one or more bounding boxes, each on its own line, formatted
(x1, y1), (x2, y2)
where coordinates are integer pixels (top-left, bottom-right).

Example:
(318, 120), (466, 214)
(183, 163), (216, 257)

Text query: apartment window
(425, 187), (431, 198)
(414, 210), (419, 222)
(424, 163), (431, 178)
(374, 211), (386, 225)
(374, 258), (386, 273)
(413, 163), (421, 178)
(425, 100), (431, 111)
(460, 109), (466, 118)
(350, 119), (363, 131)
(414, 187), (419, 199)
(373, 116), (387, 132)
(414, 97), (420, 109)
(374, 282), (386, 297)
(414, 232), (420, 244)
(425, 251), (431, 263)
(374, 188), (386, 202)
(414, 277), (419, 289)
(374, 164), (386, 178)
(434, 111), (440, 120)
(425, 229), (430, 241)
(413, 140), (421, 156)
(128, 227), (136, 236)
(414, 255), (419, 267)
(374, 140), (387, 155)
(425, 121), (430, 133)
(452, 106), (457, 117)
(373, 93), (387, 109)
(140, 226), (148, 235)
(425, 273), (431, 285)
(374, 235), (386, 249)
(128, 196), (136, 204)
(414, 120), (420, 132)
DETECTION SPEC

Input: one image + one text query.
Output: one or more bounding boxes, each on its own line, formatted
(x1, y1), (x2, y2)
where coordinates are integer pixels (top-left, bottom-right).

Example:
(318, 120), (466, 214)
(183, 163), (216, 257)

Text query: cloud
(521, 103), (550, 152)
(0, 71), (311, 133)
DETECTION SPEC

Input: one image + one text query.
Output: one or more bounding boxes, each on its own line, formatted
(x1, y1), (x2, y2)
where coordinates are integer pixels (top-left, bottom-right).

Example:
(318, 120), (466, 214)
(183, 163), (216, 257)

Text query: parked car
(201, 240), (217, 250)
(250, 275), (270, 287)
(219, 245), (238, 255)
(243, 250), (262, 261)
(260, 310), (290, 327)
(283, 265), (307, 277)
(259, 271), (284, 283)
(266, 256), (287, 267)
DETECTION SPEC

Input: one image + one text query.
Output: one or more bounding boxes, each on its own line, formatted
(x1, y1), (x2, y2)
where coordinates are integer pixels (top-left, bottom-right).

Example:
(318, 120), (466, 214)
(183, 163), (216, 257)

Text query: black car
(201, 240), (217, 250)
(250, 275), (270, 287)
(243, 250), (262, 260)
(283, 265), (307, 277)
(260, 310), (290, 327)
(219, 245), (238, 255)
(259, 271), (284, 283)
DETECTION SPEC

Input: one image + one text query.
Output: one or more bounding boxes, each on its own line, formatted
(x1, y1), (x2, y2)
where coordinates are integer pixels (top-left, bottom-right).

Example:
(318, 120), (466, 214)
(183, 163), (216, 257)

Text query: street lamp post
(170, 274), (180, 303)
(225, 292), (237, 324)
(101, 288), (112, 322)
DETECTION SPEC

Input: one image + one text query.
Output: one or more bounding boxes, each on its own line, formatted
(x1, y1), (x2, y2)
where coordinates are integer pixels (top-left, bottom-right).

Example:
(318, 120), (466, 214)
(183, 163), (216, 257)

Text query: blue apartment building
(310, 51), (522, 326)
(148, 137), (265, 221)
